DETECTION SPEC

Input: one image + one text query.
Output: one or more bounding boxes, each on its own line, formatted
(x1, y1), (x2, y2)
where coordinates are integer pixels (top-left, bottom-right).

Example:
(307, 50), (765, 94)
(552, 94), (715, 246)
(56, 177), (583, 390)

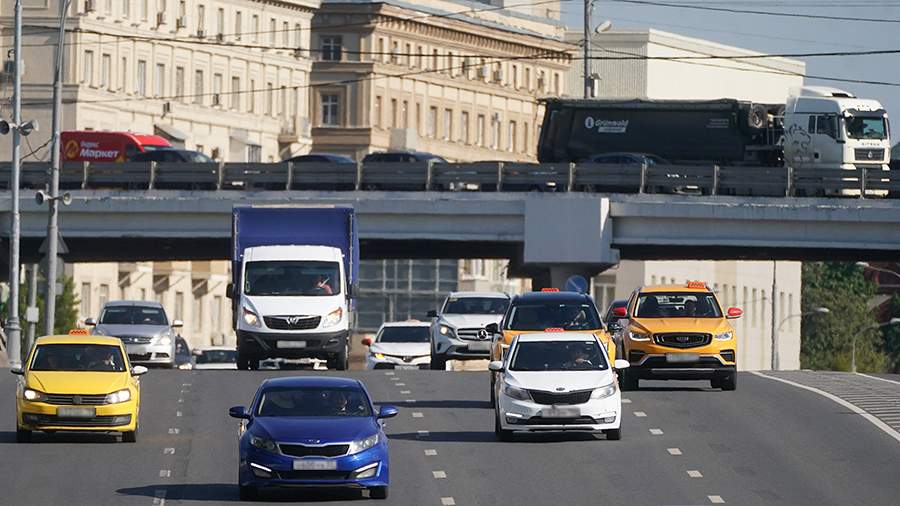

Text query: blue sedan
(229, 376), (398, 500)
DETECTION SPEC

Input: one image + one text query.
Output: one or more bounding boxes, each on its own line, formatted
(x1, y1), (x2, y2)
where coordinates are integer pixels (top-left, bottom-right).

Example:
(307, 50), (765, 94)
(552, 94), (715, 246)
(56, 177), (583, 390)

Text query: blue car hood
(252, 416), (378, 443)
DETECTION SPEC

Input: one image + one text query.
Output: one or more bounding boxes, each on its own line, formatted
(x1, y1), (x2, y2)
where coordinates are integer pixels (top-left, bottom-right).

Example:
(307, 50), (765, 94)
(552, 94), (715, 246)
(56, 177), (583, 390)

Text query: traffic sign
(564, 275), (589, 294)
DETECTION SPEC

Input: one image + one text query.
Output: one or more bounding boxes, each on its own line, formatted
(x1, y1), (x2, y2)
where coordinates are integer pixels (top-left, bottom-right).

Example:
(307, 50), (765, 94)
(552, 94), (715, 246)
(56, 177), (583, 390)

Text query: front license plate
(396, 364), (419, 370)
(666, 353), (700, 363)
(467, 341), (492, 352)
(293, 459), (338, 471)
(58, 407), (96, 418)
(277, 340), (307, 349)
(542, 407), (580, 418)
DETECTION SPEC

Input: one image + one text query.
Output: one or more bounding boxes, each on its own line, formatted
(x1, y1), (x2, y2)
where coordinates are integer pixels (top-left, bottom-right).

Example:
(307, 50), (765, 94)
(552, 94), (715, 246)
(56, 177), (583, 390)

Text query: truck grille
(456, 328), (492, 341)
(855, 148), (885, 161)
(264, 315), (321, 330)
(279, 443), (349, 458)
(528, 389), (593, 405)
(44, 394), (108, 406)
(119, 335), (153, 344)
(654, 333), (711, 349)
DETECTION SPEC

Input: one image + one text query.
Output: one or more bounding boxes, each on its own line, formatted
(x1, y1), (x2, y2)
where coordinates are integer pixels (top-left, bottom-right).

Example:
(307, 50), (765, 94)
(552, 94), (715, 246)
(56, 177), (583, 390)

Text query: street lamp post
(856, 262), (900, 282)
(850, 317), (900, 373)
(773, 307), (830, 370)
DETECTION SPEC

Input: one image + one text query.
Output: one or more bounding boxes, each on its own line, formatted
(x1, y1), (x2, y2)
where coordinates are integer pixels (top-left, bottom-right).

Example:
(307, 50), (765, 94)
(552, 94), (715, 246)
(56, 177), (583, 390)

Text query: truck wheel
(328, 345), (349, 371)
(430, 353), (447, 371)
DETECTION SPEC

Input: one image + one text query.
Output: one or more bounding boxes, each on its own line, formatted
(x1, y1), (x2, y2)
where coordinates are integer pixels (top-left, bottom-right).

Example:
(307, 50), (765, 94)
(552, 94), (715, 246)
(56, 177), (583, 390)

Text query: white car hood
(243, 294), (344, 317)
(440, 314), (503, 329)
(370, 342), (430, 357)
(505, 370), (615, 392)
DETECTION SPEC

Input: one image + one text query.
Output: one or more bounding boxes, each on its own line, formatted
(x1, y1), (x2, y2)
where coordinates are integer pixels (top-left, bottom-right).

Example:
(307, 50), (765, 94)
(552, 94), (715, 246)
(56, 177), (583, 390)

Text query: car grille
(455, 327), (493, 341)
(128, 353), (153, 361)
(383, 353), (425, 363)
(275, 470), (352, 481)
(528, 389), (593, 405)
(119, 335), (153, 345)
(516, 416), (599, 425)
(279, 443), (349, 458)
(44, 394), (108, 406)
(855, 148), (885, 161)
(264, 315), (321, 330)
(26, 414), (132, 427)
(654, 333), (711, 349)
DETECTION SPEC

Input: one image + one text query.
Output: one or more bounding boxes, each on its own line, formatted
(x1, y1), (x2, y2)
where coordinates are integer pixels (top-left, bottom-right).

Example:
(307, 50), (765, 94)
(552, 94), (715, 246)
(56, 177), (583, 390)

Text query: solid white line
(441, 498), (456, 506)
(432, 470), (447, 479)
(858, 373), (900, 386)
(424, 449), (437, 456)
(412, 412), (424, 418)
(752, 371), (900, 445)
(687, 470), (703, 478)
(667, 448), (682, 455)
(159, 470), (171, 478)
(649, 428), (664, 435)
(708, 495), (725, 504)
(634, 411), (647, 418)
(163, 448), (175, 455)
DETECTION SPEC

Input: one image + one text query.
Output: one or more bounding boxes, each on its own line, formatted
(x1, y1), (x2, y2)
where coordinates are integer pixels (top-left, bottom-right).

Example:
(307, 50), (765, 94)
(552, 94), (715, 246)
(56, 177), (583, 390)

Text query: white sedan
(490, 331), (630, 440)
(193, 347), (238, 370)
(363, 321), (432, 370)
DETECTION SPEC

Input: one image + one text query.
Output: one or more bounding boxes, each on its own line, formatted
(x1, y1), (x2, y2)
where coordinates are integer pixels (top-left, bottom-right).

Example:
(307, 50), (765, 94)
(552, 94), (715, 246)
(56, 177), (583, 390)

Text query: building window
(266, 82), (273, 115)
(427, 106), (437, 138)
(294, 24), (302, 48)
(431, 48), (438, 70)
(252, 14), (259, 43)
(193, 296), (203, 333)
(141, 0), (149, 21)
(415, 102), (421, 132)
(508, 121), (517, 152)
(322, 93), (340, 126)
(175, 291), (184, 321)
(512, 64), (519, 89)
(523, 122), (529, 153)
(175, 66), (185, 102)
(477, 114), (485, 147)
(136, 59), (146, 96)
(280, 86), (287, 118)
(80, 282), (92, 317)
(404, 42), (412, 67)
(100, 53), (111, 89)
(415, 45), (423, 68)
(248, 145), (261, 163)
(196, 4), (204, 33)
(525, 67), (531, 90)
(82, 50), (94, 85)
(461, 111), (469, 144)
(154, 63), (165, 97)
(248, 79), (255, 112)
(538, 70), (546, 92)
(282, 21), (289, 46)
(231, 76), (240, 110)
(98, 284), (109, 309)
(443, 108), (452, 141)
(124, 0), (131, 19)
(321, 36), (343, 61)
(374, 96), (382, 128)
(401, 100), (408, 129)
(212, 73), (223, 106)
(177, 0), (185, 21)
(193, 69), (204, 104)
(390, 99), (398, 128)
(492, 116), (501, 149)
(234, 11), (242, 40)
(391, 41), (400, 65)
(447, 51), (454, 75)
(216, 8), (224, 36)
(553, 72), (560, 95)
(269, 18), (276, 45)
(120, 56), (127, 91)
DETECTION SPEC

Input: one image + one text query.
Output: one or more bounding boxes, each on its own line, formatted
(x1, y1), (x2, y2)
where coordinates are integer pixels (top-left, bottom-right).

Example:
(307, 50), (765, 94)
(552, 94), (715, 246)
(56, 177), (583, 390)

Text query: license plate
(666, 353), (699, 363)
(467, 341), (492, 352)
(396, 364), (419, 370)
(293, 459), (338, 471)
(542, 406), (580, 418)
(277, 340), (307, 349)
(58, 407), (96, 418)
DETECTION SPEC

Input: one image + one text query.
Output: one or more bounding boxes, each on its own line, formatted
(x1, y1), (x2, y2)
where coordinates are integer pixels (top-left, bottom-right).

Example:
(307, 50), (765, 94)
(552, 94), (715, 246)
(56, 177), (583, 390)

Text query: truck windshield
(635, 292), (722, 318)
(846, 116), (887, 140)
(443, 297), (509, 315)
(244, 261), (341, 296)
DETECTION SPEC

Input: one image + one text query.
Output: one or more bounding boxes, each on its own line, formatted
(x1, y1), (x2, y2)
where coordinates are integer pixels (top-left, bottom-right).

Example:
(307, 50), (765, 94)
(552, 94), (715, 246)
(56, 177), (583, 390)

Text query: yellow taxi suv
(486, 289), (615, 406)
(12, 331), (147, 443)
(616, 282), (741, 391)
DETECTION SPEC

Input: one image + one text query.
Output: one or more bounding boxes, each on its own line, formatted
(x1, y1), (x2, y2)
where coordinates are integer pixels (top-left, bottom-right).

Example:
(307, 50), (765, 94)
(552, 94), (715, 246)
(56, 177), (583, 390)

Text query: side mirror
(378, 405), (399, 419)
(361, 337), (373, 346)
(229, 405), (251, 420)
(426, 310), (438, 318)
(192, 349), (203, 356)
(488, 360), (504, 372)
(10, 366), (24, 375)
(614, 359), (630, 370)
(84, 317), (97, 326)
(485, 323), (500, 334)
(726, 307), (743, 319)
(225, 283), (234, 299)
(132, 365), (149, 376)
(608, 321), (622, 332)
(172, 319), (184, 328)
(612, 307), (628, 318)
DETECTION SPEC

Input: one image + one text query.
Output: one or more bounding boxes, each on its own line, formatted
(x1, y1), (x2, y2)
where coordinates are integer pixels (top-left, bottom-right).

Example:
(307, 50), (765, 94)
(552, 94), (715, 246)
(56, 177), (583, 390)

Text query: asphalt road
(1, 370), (899, 506)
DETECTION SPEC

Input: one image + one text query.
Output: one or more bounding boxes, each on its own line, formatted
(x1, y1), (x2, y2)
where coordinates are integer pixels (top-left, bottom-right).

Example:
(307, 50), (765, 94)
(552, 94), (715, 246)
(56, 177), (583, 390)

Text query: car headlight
(105, 389), (132, 404)
(242, 307), (261, 328)
(155, 335), (172, 346)
(23, 388), (46, 402)
(250, 435), (278, 453)
(591, 383), (618, 399)
(628, 330), (651, 341)
(439, 325), (455, 338)
(348, 433), (379, 455)
(502, 383), (531, 401)
(714, 331), (734, 341)
(323, 308), (343, 328)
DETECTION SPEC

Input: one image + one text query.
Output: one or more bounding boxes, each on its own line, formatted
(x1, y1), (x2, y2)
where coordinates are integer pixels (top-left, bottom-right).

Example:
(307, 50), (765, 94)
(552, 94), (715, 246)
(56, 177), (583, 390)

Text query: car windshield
(845, 116), (888, 140)
(378, 326), (430, 343)
(196, 349), (237, 364)
(30, 344), (127, 372)
(185, 151), (214, 162)
(505, 303), (601, 331)
(142, 145), (169, 152)
(510, 340), (608, 371)
(256, 386), (372, 417)
(635, 292), (723, 318)
(443, 297), (509, 315)
(244, 261), (341, 296)
(99, 306), (168, 325)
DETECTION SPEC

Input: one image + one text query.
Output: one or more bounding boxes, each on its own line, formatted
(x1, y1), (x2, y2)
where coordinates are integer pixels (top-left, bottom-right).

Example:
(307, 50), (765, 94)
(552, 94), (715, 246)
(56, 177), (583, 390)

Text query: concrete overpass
(3, 190), (900, 285)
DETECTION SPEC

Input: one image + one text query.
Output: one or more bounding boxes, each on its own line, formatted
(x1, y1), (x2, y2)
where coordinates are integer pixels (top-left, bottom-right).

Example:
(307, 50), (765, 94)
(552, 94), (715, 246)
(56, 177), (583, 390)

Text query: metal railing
(2, 161), (897, 198)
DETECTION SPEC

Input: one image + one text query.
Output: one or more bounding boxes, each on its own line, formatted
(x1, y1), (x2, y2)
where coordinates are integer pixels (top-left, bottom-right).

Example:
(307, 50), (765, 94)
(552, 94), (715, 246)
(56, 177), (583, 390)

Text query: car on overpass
(12, 330), (147, 443)
(616, 281), (741, 391)
(86, 301), (183, 369)
(490, 331), (629, 441)
(228, 376), (398, 500)
(363, 321), (432, 370)
(427, 292), (510, 370)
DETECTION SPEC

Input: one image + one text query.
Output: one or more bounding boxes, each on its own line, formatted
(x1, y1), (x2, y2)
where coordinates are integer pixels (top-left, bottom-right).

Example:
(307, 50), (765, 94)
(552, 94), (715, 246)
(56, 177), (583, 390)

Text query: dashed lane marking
(441, 498), (456, 505)
(667, 448), (682, 455)
(424, 449), (437, 456)
(634, 411), (647, 417)
(168, 428), (180, 435)
(176, 411), (182, 417)
(178, 398), (184, 403)
(708, 495), (725, 504)
(152, 490), (166, 506)
(396, 383), (407, 386)
(649, 428), (663, 435)
(163, 448), (175, 455)
(159, 470), (171, 478)
(432, 471), (447, 479)
(621, 398), (632, 404)
(401, 390), (412, 394)
(688, 470), (703, 478)
(412, 412), (424, 418)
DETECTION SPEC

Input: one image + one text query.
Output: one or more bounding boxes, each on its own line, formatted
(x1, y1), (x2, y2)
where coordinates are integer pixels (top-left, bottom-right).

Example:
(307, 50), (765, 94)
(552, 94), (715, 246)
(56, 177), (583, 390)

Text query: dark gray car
(86, 301), (183, 368)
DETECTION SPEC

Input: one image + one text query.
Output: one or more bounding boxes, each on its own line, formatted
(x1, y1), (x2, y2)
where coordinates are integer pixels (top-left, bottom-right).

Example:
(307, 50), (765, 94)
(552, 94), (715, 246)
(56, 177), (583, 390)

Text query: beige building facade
(309, 0), (571, 161)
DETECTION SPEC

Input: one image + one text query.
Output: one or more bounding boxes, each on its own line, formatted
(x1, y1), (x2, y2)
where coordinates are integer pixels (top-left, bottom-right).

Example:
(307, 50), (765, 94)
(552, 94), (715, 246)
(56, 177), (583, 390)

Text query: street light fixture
(850, 318), (900, 373)
(772, 307), (830, 370)
(856, 261), (900, 282)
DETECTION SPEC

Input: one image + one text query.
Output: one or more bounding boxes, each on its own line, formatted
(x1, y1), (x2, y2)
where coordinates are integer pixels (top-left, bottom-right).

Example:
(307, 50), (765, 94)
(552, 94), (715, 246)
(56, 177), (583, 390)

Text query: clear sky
(560, 0), (900, 131)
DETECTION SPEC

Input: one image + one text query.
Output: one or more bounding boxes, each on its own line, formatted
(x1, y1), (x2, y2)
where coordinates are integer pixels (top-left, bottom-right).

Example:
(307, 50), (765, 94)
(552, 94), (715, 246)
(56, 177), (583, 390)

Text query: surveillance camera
(595, 20), (613, 34)
(0, 120), (9, 136)
(61, 192), (72, 206)
(20, 119), (38, 136)
(35, 190), (48, 205)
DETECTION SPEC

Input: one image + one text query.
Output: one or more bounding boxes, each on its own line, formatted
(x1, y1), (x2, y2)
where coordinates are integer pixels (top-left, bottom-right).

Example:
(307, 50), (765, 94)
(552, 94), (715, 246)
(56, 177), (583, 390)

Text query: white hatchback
(490, 331), (630, 440)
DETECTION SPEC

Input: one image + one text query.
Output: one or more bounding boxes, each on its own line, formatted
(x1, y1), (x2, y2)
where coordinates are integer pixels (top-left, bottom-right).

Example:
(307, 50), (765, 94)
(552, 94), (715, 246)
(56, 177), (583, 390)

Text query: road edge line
(856, 373), (900, 386)
(750, 371), (900, 445)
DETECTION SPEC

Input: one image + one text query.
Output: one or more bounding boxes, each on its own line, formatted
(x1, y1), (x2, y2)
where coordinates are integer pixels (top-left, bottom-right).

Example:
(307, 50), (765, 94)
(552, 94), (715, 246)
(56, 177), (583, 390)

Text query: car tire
(720, 372), (737, 391)
(122, 429), (137, 443)
(621, 370), (639, 391)
(605, 428), (622, 441)
(237, 354), (251, 370)
(328, 344), (349, 371)
(370, 486), (388, 500)
(430, 353), (447, 371)
(238, 485), (258, 501)
(490, 373), (496, 408)
(16, 428), (31, 443)
(494, 409), (513, 442)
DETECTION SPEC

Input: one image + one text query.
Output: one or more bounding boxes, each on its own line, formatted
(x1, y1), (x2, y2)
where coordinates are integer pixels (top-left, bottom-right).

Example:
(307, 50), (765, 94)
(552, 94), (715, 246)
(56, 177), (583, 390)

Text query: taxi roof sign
(686, 281), (707, 289)
(544, 327), (565, 332)
(68, 328), (90, 335)
(541, 288), (560, 292)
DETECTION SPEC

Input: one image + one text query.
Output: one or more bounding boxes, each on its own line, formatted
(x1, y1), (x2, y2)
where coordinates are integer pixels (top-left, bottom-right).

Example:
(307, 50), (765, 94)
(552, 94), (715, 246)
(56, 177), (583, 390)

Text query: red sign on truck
(61, 131), (172, 162)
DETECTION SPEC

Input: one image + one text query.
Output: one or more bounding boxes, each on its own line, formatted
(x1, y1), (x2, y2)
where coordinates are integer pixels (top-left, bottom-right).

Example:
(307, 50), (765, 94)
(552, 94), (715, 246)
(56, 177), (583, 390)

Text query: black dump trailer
(537, 98), (784, 165)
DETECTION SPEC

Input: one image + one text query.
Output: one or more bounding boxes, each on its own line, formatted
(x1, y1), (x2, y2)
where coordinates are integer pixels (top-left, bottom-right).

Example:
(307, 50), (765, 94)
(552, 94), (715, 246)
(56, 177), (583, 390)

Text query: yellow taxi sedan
(12, 331), (147, 443)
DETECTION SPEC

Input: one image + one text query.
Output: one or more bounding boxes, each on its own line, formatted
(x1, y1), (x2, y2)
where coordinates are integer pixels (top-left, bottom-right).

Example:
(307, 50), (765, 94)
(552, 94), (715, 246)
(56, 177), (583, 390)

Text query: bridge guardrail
(1, 161), (895, 198)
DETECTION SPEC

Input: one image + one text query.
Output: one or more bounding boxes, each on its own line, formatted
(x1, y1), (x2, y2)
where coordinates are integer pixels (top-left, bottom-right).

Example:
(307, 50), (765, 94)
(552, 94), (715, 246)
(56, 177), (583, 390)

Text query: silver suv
(87, 301), (183, 368)
(428, 292), (510, 370)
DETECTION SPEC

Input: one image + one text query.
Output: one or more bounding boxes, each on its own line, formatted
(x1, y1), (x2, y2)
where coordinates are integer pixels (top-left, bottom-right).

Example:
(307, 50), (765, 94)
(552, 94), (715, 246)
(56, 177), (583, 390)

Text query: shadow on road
(627, 386), (713, 393)
(376, 399), (491, 409)
(0, 431), (120, 444)
(116, 484), (368, 502)
(388, 430), (602, 444)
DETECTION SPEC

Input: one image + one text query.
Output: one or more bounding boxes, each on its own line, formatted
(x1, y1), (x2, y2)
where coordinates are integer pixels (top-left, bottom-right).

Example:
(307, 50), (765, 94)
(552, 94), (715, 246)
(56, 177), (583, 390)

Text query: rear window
(99, 306), (168, 325)
(505, 302), (601, 331)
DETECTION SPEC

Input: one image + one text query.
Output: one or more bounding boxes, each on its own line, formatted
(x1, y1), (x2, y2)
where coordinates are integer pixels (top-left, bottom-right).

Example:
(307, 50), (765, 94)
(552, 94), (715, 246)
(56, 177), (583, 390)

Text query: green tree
(801, 262), (884, 372)
(18, 274), (80, 336)
(881, 294), (900, 373)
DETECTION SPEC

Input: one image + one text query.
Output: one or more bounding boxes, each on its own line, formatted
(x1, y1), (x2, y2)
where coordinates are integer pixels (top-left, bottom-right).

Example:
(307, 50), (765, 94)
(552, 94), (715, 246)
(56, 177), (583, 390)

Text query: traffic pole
(5, 0), (24, 367)
(583, 0), (592, 98)
(25, 264), (37, 351)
